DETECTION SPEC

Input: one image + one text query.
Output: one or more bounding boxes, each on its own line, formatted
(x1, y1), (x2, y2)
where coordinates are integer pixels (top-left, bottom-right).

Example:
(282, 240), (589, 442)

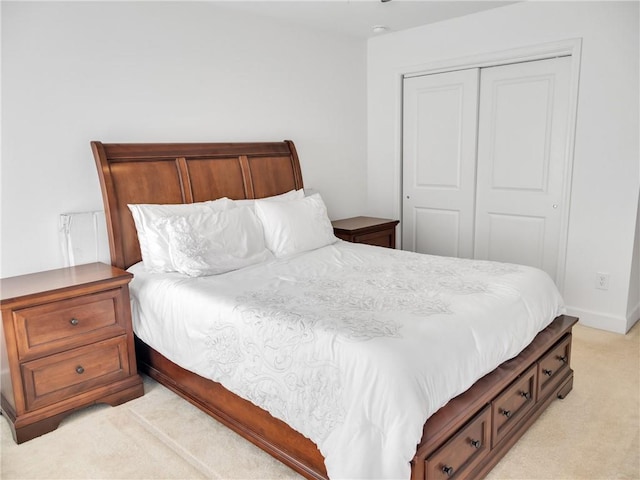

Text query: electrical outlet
(595, 272), (610, 290)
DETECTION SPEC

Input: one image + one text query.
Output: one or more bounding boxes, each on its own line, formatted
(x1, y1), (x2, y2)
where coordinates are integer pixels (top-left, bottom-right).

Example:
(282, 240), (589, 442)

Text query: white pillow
(234, 189), (304, 210)
(159, 207), (273, 277)
(254, 193), (337, 257)
(128, 197), (236, 272)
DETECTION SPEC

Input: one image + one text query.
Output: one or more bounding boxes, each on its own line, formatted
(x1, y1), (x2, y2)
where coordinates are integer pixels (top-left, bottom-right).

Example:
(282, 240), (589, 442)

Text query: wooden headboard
(91, 140), (304, 270)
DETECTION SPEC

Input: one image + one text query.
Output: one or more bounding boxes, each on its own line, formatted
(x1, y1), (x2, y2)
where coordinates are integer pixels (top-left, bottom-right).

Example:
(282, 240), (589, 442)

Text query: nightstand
(0, 262), (144, 444)
(331, 216), (400, 249)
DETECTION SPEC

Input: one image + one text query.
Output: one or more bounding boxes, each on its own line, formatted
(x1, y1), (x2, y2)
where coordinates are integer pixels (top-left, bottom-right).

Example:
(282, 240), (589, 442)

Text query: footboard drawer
(425, 406), (491, 480)
(491, 365), (537, 447)
(537, 334), (572, 399)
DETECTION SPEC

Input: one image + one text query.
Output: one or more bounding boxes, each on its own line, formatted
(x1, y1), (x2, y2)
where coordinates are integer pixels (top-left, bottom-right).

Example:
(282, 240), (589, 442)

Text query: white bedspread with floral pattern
(128, 241), (564, 479)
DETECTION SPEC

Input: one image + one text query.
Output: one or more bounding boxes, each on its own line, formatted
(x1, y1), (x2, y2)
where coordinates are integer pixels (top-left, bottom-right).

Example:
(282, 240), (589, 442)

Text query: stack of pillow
(128, 190), (338, 277)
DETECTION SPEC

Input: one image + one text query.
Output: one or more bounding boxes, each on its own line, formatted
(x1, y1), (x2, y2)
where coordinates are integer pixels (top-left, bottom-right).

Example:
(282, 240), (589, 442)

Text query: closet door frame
(398, 38), (582, 293)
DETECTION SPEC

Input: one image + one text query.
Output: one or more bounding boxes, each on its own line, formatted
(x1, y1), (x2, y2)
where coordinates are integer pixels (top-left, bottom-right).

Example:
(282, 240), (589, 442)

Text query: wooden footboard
(135, 315), (577, 480)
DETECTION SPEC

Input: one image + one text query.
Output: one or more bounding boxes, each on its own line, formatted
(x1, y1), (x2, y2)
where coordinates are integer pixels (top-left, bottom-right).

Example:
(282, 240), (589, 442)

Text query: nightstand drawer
(13, 289), (125, 360)
(21, 335), (131, 411)
(350, 228), (397, 248)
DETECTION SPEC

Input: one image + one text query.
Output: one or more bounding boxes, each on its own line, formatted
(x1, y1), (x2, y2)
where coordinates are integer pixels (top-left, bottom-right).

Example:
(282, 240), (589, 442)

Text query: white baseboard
(564, 306), (633, 334)
(627, 301), (640, 333)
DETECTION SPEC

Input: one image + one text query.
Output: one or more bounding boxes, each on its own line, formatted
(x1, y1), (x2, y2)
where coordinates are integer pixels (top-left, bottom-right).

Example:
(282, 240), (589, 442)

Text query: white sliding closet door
(402, 69), (479, 258)
(474, 57), (571, 280)
(402, 56), (572, 284)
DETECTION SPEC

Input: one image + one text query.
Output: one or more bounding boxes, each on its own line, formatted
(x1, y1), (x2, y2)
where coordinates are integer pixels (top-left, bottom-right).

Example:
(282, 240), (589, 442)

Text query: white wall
(367, 1), (640, 333)
(1, 1), (367, 278)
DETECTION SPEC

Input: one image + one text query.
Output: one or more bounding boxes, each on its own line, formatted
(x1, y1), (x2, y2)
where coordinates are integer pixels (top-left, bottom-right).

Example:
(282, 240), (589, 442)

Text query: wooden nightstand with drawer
(0, 262), (144, 443)
(332, 216), (400, 249)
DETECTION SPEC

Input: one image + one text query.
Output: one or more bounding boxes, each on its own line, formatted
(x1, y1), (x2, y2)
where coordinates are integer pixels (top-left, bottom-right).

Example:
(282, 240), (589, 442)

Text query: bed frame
(92, 140), (577, 480)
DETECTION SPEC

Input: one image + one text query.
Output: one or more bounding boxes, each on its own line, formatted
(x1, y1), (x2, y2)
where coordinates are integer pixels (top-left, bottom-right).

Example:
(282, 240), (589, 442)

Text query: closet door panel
(485, 213), (545, 266)
(474, 57), (571, 281)
(413, 208), (460, 257)
(402, 69), (479, 258)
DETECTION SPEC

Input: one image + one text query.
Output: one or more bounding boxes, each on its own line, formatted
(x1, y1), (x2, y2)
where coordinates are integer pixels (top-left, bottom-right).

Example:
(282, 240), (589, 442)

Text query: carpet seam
(126, 407), (222, 479)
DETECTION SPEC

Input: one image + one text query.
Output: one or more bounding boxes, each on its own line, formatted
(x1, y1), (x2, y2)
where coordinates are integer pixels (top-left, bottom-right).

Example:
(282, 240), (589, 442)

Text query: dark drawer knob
(69, 318), (79, 326)
(75, 366), (85, 374)
(442, 465), (454, 477)
(470, 439), (481, 449)
(557, 355), (568, 364)
(543, 369), (553, 377)
(502, 409), (512, 418)
(520, 391), (531, 400)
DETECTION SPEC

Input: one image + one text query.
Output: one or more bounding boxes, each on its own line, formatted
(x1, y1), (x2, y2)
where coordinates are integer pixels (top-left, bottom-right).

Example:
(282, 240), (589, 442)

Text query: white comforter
(128, 241), (564, 479)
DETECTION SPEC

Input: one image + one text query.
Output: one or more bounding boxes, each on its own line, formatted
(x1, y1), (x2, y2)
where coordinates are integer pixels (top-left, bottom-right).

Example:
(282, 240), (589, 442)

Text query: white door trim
(396, 38), (582, 293)
(402, 38), (582, 78)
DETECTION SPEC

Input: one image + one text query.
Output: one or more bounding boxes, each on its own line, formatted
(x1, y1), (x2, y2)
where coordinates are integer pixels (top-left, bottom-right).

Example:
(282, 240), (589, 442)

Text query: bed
(92, 140), (577, 480)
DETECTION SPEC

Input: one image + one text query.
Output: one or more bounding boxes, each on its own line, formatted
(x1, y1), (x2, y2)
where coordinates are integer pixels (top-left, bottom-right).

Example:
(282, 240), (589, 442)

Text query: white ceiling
(216, 0), (516, 39)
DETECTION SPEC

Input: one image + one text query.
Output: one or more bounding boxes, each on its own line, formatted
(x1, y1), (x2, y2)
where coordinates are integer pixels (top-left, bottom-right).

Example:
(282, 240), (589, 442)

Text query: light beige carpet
(1, 323), (638, 480)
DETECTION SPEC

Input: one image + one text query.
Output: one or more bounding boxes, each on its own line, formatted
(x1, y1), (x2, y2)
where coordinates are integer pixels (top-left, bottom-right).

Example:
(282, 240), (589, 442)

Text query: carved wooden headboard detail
(91, 140), (304, 270)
